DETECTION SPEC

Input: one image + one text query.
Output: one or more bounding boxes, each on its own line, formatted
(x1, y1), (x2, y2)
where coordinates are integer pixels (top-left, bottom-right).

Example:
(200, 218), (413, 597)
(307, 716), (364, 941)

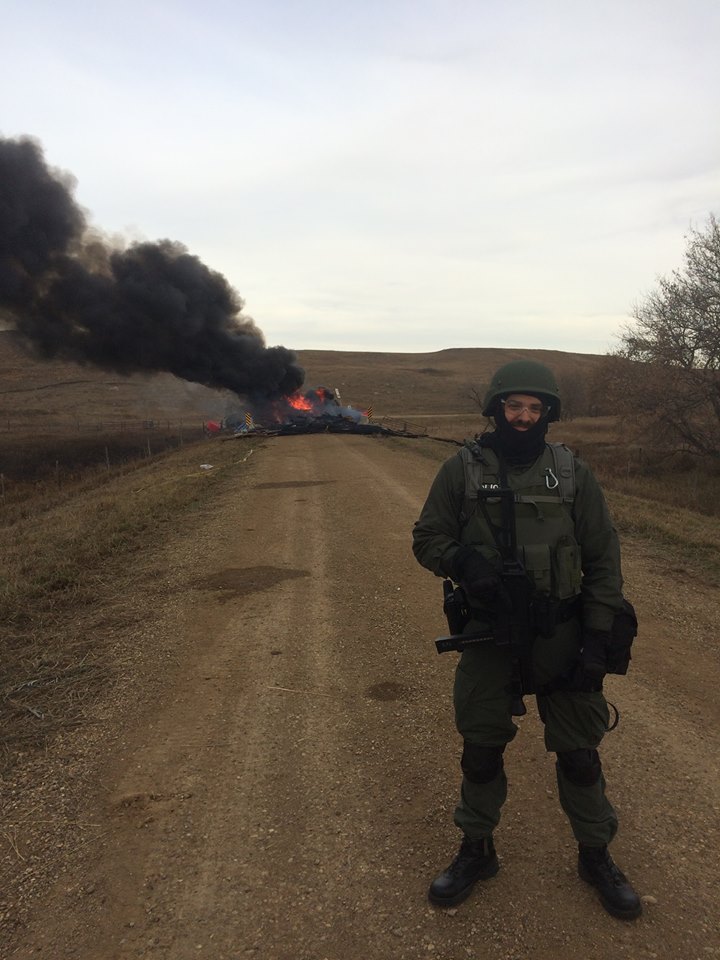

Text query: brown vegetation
(2, 334), (720, 774)
(297, 344), (604, 417)
(612, 215), (720, 459)
(2, 336), (720, 958)
(0, 432), (256, 770)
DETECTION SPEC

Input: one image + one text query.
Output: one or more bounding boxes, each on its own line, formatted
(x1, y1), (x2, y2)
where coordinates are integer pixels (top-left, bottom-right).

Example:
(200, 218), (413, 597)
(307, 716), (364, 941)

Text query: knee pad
(556, 748), (602, 787)
(461, 742), (505, 785)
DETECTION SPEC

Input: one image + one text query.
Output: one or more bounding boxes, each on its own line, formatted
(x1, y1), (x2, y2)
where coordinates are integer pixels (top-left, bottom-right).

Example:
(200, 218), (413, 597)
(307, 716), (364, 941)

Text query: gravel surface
(2, 433), (719, 959)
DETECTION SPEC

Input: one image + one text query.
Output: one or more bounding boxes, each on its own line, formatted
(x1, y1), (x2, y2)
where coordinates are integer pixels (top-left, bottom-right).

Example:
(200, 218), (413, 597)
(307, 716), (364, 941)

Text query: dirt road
(4, 434), (720, 959)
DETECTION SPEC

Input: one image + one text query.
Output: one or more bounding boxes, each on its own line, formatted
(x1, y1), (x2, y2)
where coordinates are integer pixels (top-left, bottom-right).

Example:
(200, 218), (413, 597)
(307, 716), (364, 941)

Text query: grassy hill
(0, 331), (226, 431)
(297, 346), (603, 416)
(0, 329), (604, 428)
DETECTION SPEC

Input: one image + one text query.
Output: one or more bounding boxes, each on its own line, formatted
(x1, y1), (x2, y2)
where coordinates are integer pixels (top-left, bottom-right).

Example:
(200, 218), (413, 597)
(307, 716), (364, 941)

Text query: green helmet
(482, 359), (561, 421)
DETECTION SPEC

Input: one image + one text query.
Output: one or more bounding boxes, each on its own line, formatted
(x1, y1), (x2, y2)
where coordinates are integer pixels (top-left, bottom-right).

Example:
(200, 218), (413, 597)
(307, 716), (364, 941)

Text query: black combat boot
(578, 844), (642, 920)
(428, 835), (499, 907)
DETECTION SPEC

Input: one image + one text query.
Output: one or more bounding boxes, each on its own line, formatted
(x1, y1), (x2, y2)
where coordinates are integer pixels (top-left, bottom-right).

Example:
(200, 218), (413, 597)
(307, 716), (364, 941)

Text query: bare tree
(616, 214), (720, 458)
(556, 370), (591, 420)
(467, 383), (487, 410)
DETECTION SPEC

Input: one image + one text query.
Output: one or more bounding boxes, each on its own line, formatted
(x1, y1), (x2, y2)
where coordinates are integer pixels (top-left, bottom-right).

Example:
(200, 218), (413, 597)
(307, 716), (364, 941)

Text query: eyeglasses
(501, 399), (550, 417)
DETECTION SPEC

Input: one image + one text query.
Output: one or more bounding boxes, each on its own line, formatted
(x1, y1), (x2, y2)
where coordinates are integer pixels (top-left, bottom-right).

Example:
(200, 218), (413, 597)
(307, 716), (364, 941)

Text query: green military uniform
(413, 441), (624, 847)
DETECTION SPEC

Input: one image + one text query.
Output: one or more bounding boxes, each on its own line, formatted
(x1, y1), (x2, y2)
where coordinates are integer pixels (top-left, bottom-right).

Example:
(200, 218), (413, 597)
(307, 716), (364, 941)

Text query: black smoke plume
(0, 135), (304, 398)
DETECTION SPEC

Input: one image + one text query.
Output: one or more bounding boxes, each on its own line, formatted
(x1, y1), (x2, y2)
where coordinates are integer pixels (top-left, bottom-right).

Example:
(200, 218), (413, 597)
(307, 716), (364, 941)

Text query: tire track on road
(9, 434), (720, 960)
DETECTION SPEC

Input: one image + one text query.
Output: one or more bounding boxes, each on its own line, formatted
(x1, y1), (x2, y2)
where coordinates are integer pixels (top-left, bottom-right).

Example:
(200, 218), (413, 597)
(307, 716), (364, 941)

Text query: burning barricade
(225, 386), (378, 436)
(205, 386), (423, 439)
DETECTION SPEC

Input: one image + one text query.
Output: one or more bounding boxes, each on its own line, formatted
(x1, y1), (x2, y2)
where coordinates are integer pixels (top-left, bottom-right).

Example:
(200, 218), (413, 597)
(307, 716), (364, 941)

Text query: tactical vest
(458, 440), (582, 601)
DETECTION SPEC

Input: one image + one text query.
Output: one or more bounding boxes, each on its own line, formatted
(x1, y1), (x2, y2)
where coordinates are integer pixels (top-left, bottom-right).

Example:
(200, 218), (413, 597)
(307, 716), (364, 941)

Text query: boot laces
(449, 838), (490, 874)
(604, 859), (629, 887)
(587, 849), (628, 887)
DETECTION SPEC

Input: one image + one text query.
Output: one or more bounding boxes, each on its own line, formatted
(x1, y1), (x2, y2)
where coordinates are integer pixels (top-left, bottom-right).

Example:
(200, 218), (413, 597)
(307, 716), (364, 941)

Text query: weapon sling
(474, 454), (536, 713)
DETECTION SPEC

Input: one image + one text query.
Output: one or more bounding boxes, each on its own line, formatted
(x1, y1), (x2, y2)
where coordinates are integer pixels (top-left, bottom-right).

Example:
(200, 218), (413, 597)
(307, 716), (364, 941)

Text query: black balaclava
(479, 396), (550, 464)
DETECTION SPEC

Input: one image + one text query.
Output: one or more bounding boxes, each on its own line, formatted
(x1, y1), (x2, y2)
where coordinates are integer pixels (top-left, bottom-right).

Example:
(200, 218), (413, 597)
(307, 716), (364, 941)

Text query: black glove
(565, 628), (610, 691)
(449, 546), (501, 603)
(581, 628), (610, 681)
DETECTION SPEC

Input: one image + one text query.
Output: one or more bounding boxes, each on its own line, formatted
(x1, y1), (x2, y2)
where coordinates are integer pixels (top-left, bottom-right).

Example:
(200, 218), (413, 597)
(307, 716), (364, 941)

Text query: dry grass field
(1, 330), (601, 430)
(298, 345), (602, 415)
(2, 331), (720, 958)
(0, 334), (603, 513)
(2, 330), (719, 762)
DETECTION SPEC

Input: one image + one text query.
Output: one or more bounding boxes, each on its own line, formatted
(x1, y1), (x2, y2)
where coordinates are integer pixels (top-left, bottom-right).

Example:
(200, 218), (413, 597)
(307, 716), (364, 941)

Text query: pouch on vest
(551, 534), (582, 599)
(520, 543), (552, 595)
(606, 598), (638, 675)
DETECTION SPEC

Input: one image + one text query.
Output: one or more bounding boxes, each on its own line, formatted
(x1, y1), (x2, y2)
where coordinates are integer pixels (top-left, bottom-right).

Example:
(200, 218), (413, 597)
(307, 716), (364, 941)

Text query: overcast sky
(2, 0), (718, 356)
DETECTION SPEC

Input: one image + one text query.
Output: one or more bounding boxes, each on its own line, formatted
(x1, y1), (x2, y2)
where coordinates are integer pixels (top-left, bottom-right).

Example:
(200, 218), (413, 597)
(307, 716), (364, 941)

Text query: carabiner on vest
(544, 467), (559, 490)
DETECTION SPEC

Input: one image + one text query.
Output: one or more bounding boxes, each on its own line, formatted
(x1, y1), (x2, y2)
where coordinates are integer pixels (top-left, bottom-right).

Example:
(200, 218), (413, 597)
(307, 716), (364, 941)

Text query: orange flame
(287, 392), (313, 411)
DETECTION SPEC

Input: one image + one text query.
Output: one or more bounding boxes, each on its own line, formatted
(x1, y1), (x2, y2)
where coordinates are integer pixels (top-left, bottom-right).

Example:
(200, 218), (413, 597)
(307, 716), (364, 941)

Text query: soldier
(412, 359), (641, 919)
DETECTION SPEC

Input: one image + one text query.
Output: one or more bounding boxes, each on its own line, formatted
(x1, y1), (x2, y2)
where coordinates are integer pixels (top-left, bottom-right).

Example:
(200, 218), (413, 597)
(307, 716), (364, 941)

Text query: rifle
(435, 580), (494, 653)
(434, 484), (536, 717)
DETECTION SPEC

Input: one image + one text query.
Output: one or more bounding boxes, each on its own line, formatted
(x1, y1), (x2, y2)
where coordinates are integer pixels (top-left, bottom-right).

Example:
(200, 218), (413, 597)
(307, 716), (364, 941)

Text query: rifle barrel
(435, 632), (494, 654)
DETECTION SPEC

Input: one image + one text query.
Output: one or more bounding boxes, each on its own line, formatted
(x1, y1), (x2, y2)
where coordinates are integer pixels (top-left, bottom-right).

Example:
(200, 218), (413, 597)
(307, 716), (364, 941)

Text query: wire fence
(375, 416), (429, 436)
(0, 417), (217, 511)
(1, 416), (209, 436)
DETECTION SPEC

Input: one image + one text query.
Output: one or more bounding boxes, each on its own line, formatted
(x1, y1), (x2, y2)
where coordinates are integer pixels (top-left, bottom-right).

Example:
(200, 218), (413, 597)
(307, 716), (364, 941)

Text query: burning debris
(219, 385), (392, 436)
(242, 385), (364, 428)
(204, 384), (433, 440)
(0, 135), (303, 399)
